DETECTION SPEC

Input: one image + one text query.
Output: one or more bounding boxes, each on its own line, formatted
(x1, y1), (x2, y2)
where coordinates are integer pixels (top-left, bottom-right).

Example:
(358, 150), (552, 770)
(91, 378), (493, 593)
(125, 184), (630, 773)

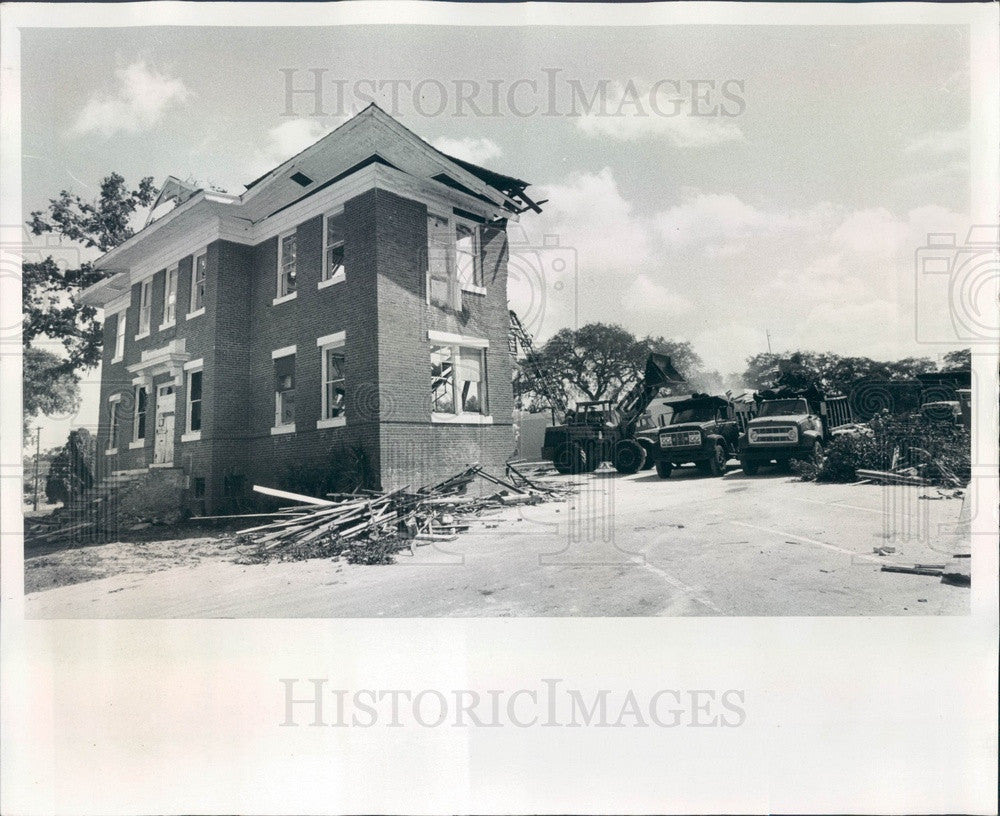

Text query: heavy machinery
(541, 352), (686, 475)
(737, 386), (854, 475)
(648, 394), (747, 479)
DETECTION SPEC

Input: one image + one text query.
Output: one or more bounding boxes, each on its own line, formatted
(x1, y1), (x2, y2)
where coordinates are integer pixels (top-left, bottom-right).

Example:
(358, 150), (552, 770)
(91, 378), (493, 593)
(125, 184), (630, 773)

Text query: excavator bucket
(644, 353), (686, 389)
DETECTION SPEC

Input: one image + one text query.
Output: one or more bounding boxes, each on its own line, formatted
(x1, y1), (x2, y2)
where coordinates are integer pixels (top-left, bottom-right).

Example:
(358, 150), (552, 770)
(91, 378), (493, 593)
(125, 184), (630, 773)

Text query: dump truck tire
(655, 460), (673, 479)
(708, 444), (727, 476)
(554, 444), (587, 475)
(638, 440), (656, 469)
(811, 440), (824, 466)
(612, 440), (646, 474)
(740, 457), (759, 476)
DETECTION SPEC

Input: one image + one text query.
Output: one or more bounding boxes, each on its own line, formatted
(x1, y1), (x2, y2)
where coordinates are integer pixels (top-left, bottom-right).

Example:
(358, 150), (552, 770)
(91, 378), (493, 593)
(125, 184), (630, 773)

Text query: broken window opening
(278, 232), (297, 297)
(274, 353), (296, 427)
(192, 252), (207, 312)
(323, 212), (346, 282)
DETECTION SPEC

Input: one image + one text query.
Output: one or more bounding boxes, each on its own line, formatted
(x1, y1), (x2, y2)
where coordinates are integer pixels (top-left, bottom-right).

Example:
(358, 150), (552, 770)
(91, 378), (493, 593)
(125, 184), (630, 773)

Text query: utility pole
(32, 426), (41, 511)
(765, 329), (773, 354)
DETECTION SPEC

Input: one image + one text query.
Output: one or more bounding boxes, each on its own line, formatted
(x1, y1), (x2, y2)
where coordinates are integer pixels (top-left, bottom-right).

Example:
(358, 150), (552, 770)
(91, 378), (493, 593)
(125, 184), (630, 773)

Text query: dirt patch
(24, 535), (234, 594)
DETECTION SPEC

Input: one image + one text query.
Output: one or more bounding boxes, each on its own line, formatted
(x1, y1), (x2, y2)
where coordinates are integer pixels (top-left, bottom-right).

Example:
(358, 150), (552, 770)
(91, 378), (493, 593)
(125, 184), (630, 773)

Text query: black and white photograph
(1, 1), (997, 813)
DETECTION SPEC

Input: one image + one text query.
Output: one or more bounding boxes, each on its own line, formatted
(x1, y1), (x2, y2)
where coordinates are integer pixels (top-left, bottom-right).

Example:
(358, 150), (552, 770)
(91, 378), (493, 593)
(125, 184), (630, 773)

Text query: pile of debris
(855, 446), (966, 488)
(214, 462), (572, 565)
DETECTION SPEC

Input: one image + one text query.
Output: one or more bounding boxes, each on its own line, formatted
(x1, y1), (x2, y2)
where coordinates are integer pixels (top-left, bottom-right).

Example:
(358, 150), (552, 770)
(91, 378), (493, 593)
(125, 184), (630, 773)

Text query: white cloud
(245, 118), (337, 179)
(575, 81), (745, 147)
(431, 136), (503, 165)
(70, 61), (190, 138)
(904, 128), (968, 156)
(619, 274), (694, 316)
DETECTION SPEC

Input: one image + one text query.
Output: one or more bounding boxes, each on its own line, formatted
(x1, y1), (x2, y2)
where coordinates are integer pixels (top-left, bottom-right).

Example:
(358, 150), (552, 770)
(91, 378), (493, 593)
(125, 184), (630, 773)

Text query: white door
(153, 385), (176, 465)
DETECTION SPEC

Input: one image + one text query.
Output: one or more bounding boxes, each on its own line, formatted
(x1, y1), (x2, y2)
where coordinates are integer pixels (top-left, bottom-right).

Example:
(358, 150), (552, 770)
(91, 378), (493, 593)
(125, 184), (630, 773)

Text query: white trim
(105, 448), (118, 456)
(431, 413), (494, 425)
(183, 357), (204, 371)
(105, 294), (130, 314)
(185, 307), (205, 321)
(461, 284), (487, 296)
(108, 393), (123, 403)
(149, 462), (176, 469)
(128, 440), (145, 450)
(272, 291), (297, 306)
(157, 321), (176, 332)
(134, 331), (150, 341)
(271, 424), (296, 436)
(317, 271), (345, 289)
(427, 330), (489, 348)
(316, 332), (345, 348)
(271, 345), (297, 359)
(316, 416), (347, 430)
(180, 431), (202, 443)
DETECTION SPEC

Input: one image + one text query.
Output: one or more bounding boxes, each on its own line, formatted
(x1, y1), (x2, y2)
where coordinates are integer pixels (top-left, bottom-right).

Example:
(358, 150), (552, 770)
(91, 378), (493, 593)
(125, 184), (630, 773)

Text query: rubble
(228, 463), (574, 565)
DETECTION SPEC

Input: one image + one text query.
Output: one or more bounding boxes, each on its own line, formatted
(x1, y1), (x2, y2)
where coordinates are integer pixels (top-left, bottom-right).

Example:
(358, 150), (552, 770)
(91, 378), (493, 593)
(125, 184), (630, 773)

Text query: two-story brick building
(79, 104), (543, 515)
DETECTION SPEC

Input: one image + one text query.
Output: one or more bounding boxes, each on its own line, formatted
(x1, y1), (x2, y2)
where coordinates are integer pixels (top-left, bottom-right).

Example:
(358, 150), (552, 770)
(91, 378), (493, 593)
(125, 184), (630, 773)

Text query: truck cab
(738, 389), (851, 475)
(650, 395), (742, 478)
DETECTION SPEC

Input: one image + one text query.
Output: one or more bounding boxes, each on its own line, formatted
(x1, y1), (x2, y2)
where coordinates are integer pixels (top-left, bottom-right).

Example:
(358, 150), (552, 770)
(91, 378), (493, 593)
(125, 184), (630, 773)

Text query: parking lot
(25, 466), (970, 618)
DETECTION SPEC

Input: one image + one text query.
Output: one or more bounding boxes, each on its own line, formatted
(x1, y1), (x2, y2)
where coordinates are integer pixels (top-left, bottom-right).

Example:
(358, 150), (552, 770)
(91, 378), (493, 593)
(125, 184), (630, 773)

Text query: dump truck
(649, 394), (748, 478)
(737, 386), (853, 475)
(542, 352), (685, 475)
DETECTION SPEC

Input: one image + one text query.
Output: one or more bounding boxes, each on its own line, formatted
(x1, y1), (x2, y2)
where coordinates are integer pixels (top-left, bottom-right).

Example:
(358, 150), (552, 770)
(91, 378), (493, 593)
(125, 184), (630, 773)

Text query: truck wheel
(708, 444), (728, 476)
(655, 460), (673, 479)
(638, 441), (656, 469)
(554, 444), (587, 475)
(811, 440), (824, 466)
(740, 457), (759, 476)
(612, 440), (646, 474)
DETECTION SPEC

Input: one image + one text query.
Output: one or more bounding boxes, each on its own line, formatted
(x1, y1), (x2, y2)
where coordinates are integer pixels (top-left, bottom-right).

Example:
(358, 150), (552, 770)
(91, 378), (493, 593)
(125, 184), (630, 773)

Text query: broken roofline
(79, 104), (542, 305)
(244, 103), (541, 213)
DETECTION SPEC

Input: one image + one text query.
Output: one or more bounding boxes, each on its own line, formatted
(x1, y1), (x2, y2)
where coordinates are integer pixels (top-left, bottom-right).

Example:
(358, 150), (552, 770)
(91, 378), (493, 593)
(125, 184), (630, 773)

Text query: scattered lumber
(881, 563), (945, 576)
(856, 469), (930, 486)
(229, 464), (575, 565)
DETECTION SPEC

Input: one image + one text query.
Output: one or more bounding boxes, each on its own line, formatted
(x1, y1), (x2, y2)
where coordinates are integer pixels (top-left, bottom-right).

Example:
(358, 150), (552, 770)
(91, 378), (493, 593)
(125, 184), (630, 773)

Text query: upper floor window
(187, 369), (203, 433)
(162, 266), (178, 327)
(107, 394), (122, 453)
(427, 214), (457, 309)
(455, 222), (482, 289)
(112, 309), (126, 362)
(321, 212), (345, 286)
(137, 279), (152, 337)
(277, 231), (297, 299)
(191, 252), (207, 313)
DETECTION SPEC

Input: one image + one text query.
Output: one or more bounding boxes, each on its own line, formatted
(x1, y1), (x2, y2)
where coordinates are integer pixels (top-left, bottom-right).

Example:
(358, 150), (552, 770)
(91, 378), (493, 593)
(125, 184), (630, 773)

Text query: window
(427, 214), (457, 309)
(321, 212), (345, 285)
(431, 342), (488, 417)
(190, 252), (206, 314)
(107, 395), (121, 453)
(273, 350), (296, 431)
(455, 222), (482, 289)
(137, 279), (152, 336)
(187, 370), (203, 433)
(133, 385), (147, 441)
(162, 267), (178, 326)
(277, 231), (297, 299)
(112, 310), (126, 362)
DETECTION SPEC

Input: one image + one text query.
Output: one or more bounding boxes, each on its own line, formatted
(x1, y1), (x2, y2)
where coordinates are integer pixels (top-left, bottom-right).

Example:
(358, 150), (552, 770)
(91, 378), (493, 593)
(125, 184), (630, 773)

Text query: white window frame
(160, 266), (178, 329)
(136, 278), (152, 339)
(130, 384), (148, 447)
(317, 332), (347, 428)
(454, 217), (485, 294)
(274, 230), (298, 304)
(188, 251), (207, 319)
(428, 330), (491, 424)
(111, 308), (127, 363)
(182, 359), (204, 442)
(319, 209), (346, 289)
(272, 346), (296, 433)
(106, 393), (122, 454)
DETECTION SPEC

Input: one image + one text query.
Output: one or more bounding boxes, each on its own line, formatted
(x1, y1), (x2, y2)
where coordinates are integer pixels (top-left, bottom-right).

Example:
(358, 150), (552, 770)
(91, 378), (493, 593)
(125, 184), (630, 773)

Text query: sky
(19, 25), (973, 447)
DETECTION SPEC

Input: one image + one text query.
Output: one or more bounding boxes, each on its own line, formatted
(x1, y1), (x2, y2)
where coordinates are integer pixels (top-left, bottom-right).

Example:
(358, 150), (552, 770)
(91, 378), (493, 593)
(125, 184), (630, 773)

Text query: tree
(940, 348), (971, 371)
(23, 347), (80, 436)
(514, 322), (704, 410)
(740, 350), (937, 395)
(22, 173), (157, 428)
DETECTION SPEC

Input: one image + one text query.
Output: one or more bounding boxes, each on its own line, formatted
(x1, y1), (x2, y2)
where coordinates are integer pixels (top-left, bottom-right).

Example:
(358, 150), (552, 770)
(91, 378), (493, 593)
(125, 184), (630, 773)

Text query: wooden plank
(252, 484), (337, 506)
